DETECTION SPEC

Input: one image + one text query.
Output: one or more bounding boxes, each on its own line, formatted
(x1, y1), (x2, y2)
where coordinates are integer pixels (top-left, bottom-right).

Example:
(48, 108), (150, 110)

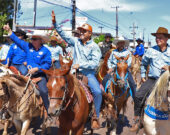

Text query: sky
(17, 0), (170, 45)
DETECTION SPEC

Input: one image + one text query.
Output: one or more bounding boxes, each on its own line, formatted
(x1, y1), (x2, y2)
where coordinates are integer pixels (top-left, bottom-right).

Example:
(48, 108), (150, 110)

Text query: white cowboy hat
(113, 36), (129, 46)
(29, 30), (50, 43)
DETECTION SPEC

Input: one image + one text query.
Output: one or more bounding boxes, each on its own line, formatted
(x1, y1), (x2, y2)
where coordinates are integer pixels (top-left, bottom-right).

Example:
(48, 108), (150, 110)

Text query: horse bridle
(49, 75), (75, 116)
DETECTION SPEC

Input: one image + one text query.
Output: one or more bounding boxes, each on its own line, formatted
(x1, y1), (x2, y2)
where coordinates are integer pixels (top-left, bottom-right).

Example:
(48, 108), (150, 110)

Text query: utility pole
(98, 26), (104, 34)
(130, 22), (138, 47)
(72, 0), (76, 34)
(33, 0), (37, 27)
(111, 6), (120, 38)
(13, 0), (18, 31)
(143, 28), (145, 41)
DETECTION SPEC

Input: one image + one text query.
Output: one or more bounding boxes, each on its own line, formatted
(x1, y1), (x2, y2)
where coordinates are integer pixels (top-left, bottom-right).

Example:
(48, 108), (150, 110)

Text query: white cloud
(76, 0), (149, 12)
(161, 15), (170, 22)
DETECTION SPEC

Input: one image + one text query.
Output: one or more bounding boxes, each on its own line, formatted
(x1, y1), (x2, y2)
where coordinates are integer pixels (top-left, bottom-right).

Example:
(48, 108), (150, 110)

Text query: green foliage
(0, 0), (14, 43)
(93, 35), (105, 44)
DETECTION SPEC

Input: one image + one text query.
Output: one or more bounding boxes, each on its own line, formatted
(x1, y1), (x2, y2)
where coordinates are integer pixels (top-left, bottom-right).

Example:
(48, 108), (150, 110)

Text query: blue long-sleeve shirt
(10, 33), (52, 70)
(5, 43), (27, 65)
(133, 43), (145, 56)
(108, 48), (132, 69)
(141, 44), (170, 79)
(54, 23), (101, 75)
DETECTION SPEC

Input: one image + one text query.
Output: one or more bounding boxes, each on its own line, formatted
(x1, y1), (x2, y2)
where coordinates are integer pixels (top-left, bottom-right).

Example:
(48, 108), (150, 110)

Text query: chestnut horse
(43, 57), (91, 135)
(102, 55), (130, 135)
(96, 49), (115, 84)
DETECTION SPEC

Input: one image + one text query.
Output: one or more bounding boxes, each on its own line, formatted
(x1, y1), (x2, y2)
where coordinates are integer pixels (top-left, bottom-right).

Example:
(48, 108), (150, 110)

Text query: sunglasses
(31, 38), (41, 41)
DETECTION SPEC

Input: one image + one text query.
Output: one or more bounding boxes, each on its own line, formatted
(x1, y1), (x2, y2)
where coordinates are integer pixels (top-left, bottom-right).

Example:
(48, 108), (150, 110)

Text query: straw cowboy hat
(151, 27), (170, 38)
(113, 36), (129, 46)
(31, 30), (49, 43)
(77, 23), (93, 32)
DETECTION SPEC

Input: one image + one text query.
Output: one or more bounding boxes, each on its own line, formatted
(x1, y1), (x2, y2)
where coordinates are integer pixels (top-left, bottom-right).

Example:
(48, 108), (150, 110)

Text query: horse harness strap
(49, 75), (76, 116)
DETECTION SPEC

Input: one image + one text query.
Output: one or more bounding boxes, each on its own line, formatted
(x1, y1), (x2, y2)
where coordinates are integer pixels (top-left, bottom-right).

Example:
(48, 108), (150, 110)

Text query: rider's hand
(3, 23), (12, 35)
(51, 10), (56, 24)
(73, 64), (79, 69)
(52, 58), (55, 63)
(29, 67), (38, 74)
(23, 62), (27, 66)
(141, 77), (146, 83)
(161, 65), (169, 71)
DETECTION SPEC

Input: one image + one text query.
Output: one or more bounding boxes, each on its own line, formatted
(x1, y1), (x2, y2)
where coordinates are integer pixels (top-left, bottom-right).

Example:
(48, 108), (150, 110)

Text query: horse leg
(2, 120), (9, 135)
(13, 119), (22, 135)
(73, 125), (85, 135)
(58, 128), (69, 135)
(20, 119), (31, 135)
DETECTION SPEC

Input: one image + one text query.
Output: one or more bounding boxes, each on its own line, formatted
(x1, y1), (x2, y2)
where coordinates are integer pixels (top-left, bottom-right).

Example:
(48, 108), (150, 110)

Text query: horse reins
(49, 75), (75, 116)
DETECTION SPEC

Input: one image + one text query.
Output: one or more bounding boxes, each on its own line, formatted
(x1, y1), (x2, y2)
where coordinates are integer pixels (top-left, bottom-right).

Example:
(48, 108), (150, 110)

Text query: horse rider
(103, 37), (136, 99)
(52, 11), (102, 129)
(98, 33), (116, 59)
(3, 24), (52, 115)
(130, 27), (170, 132)
(45, 36), (63, 68)
(133, 38), (145, 60)
(5, 29), (28, 75)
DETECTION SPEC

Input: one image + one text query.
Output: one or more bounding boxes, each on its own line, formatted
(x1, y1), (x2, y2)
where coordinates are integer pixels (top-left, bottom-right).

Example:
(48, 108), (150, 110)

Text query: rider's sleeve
(108, 51), (117, 69)
(53, 23), (76, 46)
(10, 32), (29, 53)
(79, 46), (101, 69)
(139, 45), (145, 56)
(127, 51), (132, 68)
(141, 49), (150, 78)
(133, 47), (138, 55)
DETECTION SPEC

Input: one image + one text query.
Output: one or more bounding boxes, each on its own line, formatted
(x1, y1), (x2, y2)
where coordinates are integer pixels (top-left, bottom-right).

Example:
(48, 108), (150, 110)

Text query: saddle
(75, 73), (93, 103)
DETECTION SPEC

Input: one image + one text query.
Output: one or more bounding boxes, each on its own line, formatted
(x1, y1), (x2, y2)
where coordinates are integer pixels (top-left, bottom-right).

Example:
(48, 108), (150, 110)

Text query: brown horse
(42, 57), (91, 135)
(96, 49), (115, 84)
(102, 54), (130, 135)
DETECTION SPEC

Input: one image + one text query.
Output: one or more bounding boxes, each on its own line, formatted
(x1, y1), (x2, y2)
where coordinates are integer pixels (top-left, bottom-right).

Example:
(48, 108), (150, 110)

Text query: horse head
(114, 54), (129, 88)
(42, 57), (73, 116)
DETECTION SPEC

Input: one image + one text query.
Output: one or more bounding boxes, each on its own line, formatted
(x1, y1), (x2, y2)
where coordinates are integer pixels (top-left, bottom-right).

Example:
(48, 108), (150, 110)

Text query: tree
(0, 0), (14, 43)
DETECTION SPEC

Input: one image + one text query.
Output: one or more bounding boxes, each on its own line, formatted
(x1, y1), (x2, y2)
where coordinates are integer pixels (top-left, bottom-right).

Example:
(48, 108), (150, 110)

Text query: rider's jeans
(32, 72), (49, 112)
(86, 73), (102, 118)
(128, 71), (137, 98)
(134, 78), (157, 116)
(11, 63), (28, 75)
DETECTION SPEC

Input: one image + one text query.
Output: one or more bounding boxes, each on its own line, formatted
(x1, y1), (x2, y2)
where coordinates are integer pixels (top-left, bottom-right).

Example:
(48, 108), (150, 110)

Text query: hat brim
(151, 33), (170, 38)
(14, 31), (28, 39)
(32, 35), (49, 43)
(113, 40), (129, 46)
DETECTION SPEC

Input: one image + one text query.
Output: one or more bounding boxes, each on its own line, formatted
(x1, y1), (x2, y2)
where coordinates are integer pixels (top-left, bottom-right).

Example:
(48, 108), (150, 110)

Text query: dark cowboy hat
(136, 38), (143, 42)
(14, 29), (28, 39)
(105, 33), (112, 38)
(151, 27), (170, 38)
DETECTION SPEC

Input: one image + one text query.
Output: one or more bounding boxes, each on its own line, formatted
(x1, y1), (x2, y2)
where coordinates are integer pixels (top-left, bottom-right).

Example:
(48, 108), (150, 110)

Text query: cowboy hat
(113, 37), (129, 46)
(50, 36), (58, 42)
(31, 30), (49, 43)
(105, 33), (112, 38)
(14, 29), (28, 39)
(77, 23), (93, 33)
(136, 38), (143, 42)
(151, 27), (170, 38)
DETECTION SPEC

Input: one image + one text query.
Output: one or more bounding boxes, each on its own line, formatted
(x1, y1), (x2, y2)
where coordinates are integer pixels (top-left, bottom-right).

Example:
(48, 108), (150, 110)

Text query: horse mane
(147, 70), (170, 107)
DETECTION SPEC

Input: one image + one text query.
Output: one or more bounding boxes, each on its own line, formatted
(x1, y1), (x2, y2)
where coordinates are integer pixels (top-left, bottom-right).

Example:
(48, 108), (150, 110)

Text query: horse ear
(59, 55), (64, 67)
(114, 55), (120, 60)
(42, 69), (53, 76)
(124, 54), (130, 61)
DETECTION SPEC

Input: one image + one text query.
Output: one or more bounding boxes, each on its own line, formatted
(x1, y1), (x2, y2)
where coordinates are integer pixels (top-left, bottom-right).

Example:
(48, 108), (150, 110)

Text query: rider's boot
(91, 111), (100, 130)
(130, 116), (141, 132)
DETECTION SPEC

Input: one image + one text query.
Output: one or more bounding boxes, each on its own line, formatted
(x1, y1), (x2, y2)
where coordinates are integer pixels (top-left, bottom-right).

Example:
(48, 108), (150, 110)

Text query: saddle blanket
(145, 105), (169, 120)
(79, 80), (93, 103)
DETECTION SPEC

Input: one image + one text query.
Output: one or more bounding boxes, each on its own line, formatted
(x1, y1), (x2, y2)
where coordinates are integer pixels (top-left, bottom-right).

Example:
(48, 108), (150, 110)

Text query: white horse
(143, 68), (170, 135)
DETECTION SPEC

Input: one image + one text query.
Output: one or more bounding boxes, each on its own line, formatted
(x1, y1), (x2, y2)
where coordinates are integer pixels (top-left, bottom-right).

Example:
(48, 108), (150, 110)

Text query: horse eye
(61, 86), (65, 91)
